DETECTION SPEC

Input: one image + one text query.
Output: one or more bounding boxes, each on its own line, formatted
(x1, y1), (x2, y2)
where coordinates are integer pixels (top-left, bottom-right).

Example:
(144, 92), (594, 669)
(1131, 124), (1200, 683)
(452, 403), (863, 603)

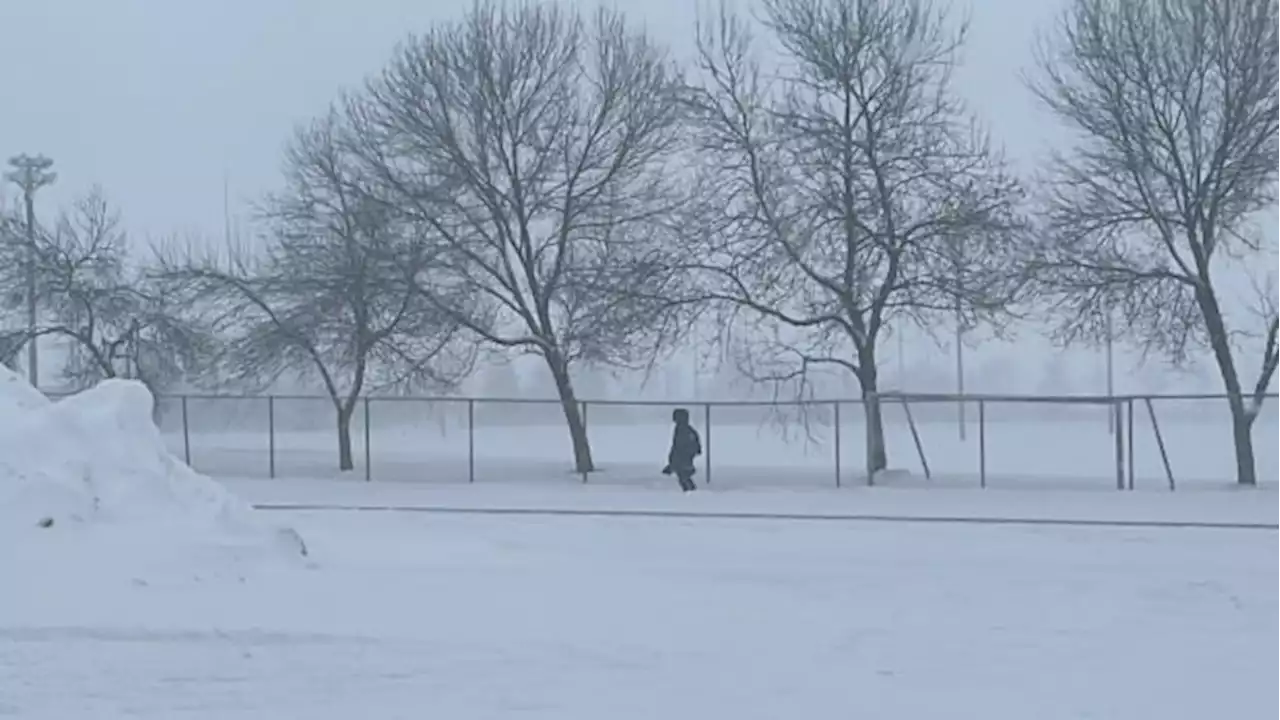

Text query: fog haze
(2, 0), (1274, 399)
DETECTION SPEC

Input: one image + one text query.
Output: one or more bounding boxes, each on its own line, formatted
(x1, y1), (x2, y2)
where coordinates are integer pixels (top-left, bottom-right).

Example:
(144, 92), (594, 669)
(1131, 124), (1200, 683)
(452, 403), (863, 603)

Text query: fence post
(1113, 401), (1124, 491)
(364, 397), (372, 482)
(181, 395), (191, 466)
(978, 399), (986, 489)
(468, 399), (476, 483)
(1143, 397), (1177, 491)
(704, 402), (712, 486)
(268, 395), (276, 480)
(580, 401), (589, 484)
(1126, 398), (1135, 490)
(833, 401), (842, 488)
(900, 398), (931, 480)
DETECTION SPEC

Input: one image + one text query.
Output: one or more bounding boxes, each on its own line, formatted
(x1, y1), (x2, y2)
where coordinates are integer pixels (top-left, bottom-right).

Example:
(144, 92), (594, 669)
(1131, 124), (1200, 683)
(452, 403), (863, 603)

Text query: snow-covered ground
(224, 476), (1279, 527)
(0, 369), (307, 716)
(4, 377), (1277, 718)
(0, 371), (300, 554)
(4, 503), (1276, 719)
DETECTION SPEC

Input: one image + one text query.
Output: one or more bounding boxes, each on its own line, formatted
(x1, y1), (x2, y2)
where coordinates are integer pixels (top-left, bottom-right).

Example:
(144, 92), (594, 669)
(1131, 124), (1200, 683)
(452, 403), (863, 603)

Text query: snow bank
(0, 369), (305, 574)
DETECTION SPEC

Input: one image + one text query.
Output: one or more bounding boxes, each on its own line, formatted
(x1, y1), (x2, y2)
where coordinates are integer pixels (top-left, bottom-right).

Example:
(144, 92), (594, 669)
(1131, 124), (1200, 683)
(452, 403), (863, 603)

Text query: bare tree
(347, 0), (691, 474)
(0, 206), (23, 370)
(0, 188), (210, 395)
(159, 110), (476, 472)
(1028, 0), (1278, 486)
(683, 0), (1027, 478)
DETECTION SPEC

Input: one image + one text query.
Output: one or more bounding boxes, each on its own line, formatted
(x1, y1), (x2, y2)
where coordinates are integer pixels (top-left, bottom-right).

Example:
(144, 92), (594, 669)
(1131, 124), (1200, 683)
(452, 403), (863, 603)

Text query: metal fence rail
(88, 391), (1280, 491)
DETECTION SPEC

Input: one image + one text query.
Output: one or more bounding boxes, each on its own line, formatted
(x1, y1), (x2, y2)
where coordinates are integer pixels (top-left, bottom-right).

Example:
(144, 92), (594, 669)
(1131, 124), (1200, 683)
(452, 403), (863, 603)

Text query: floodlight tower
(5, 153), (56, 387)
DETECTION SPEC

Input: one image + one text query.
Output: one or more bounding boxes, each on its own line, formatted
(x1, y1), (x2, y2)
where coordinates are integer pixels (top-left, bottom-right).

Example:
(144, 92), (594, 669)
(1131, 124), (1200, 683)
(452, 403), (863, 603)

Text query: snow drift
(0, 368), (305, 569)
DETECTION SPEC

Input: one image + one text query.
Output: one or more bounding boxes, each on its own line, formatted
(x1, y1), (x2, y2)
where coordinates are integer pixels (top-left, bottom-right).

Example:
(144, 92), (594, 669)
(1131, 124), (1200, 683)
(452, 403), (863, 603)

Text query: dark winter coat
(667, 422), (702, 473)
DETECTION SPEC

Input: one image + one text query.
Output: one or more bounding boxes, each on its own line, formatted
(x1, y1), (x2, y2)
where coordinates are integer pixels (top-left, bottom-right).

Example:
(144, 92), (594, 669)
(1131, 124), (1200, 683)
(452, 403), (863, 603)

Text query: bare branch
(0, 188), (211, 395)
(683, 0), (1027, 474)
(154, 109), (476, 470)
(1027, 0), (1278, 484)
(350, 0), (691, 472)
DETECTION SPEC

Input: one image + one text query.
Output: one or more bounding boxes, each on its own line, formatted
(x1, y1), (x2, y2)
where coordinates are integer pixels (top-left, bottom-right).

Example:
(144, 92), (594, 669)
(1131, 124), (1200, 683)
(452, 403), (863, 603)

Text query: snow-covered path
(3, 509), (1275, 719)
(225, 476), (1280, 527)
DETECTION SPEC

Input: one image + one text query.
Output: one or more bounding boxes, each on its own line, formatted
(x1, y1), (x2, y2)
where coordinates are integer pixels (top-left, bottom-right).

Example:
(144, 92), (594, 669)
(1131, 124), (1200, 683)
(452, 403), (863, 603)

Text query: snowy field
(5, 378), (1278, 719)
(162, 395), (1280, 489)
(4, 499), (1277, 719)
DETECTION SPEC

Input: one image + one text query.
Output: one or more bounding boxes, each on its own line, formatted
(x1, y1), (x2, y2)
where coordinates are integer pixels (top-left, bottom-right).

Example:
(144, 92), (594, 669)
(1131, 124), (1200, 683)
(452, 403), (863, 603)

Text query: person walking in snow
(661, 407), (702, 492)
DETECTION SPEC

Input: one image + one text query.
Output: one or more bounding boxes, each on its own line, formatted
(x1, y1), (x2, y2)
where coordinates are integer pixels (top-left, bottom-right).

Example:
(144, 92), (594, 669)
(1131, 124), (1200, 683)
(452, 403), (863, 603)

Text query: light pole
(956, 291), (966, 441)
(5, 154), (56, 387)
(1105, 308), (1115, 434)
(896, 322), (905, 383)
(950, 230), (967, 442)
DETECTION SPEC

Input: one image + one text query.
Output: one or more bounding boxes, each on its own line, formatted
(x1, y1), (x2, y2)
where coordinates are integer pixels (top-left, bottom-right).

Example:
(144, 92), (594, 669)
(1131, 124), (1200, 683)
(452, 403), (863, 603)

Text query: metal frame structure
(65, 390), (1271, 491)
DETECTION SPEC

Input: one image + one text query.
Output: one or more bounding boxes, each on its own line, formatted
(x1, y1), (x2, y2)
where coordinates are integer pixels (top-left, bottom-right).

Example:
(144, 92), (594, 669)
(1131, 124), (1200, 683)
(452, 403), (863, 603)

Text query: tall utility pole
(956, 292), (966, 441)
(223, 170), (232, 245)
(895, 322), (905, 385)
(691, 320), (700, 398)
(1105, 309), (1115, 434)
(5, 154), (56, 388)
(951, 231), (967, 442)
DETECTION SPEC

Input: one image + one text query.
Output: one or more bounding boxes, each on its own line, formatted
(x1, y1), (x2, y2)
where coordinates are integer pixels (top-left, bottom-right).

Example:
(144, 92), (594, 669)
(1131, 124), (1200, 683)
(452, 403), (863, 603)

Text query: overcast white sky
(0, 0), (1064, 235)
(0, 0), (1272, 395)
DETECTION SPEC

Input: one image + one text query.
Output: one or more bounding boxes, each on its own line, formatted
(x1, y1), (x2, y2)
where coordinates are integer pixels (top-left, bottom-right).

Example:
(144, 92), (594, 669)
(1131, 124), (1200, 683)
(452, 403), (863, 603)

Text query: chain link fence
(121, 391), (1280, 491)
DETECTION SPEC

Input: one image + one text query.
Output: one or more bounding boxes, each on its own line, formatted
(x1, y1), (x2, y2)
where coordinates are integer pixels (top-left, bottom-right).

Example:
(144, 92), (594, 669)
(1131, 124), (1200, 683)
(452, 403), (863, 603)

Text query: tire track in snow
(252, 503), (1278, 531)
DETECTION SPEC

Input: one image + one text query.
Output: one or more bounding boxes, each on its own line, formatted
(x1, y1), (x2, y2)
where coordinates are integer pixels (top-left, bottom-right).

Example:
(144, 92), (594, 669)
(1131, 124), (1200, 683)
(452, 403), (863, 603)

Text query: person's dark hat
(672, 407), (689, 423)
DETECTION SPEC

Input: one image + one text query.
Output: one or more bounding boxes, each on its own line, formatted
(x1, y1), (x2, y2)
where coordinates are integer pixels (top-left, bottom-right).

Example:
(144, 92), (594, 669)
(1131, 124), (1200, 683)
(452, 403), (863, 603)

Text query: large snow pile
(0, 369), (305, 577)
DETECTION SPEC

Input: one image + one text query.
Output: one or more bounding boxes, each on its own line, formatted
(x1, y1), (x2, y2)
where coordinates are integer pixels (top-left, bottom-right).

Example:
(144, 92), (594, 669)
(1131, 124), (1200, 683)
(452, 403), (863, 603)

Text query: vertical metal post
(1143, 397), (1176, 491)
(691, 324), (701, 397)
(23, 190), (37, 386)
(897, 324), (905, 382)
(901, 398), (931, 480)
(6, 155), (56, 388)
(580, 401), (589, 484)
(1113, 401), (1124, 490)
(181, 395), (191, 465)
(467, 399), (476, 483)
(363, 397), (372, 482)
(703, 403), (712, 486)
(956, 318), (966, 441)
(953, 238), (966, 443)
(833, 401), (842, 488)
(267, 396), (276, 479)
(1126, 398), (1135, 490)
(1106, 311), (1115, 434)
(978, 399), (986, 489)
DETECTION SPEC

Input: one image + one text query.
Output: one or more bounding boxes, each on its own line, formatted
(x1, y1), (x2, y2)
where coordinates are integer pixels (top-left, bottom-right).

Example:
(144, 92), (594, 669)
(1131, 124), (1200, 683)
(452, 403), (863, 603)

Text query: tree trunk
(1227, 401), (1258, 487)
(546, 354), (594, 474)
(1199, 287), (1258, 486)
(858, 362), (888, 480)
(336, 405), (355, 472)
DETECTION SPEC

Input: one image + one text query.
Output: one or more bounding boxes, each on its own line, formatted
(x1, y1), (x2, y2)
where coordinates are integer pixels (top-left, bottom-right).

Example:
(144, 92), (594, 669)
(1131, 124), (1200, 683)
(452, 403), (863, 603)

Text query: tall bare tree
(683, 0), (1026, 478)
(1028, 0), (1278, 486)
(159, 110), (475, 472)
(349, 0), (690, 473)
(0, 188), (210, 395)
